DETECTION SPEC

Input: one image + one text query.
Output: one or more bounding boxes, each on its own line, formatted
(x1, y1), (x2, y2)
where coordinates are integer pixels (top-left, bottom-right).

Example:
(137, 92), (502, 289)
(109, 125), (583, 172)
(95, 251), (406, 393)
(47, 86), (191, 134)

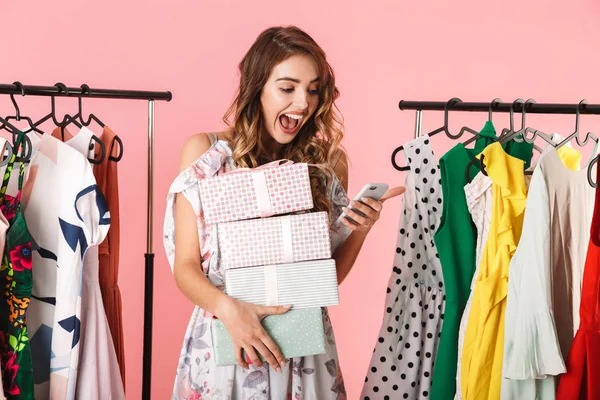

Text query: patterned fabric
(199, 162), (314, 225)
(24, 133), (110, 400)
(0, 132), (34, 399)
(51, 127), (125, 400)
(163, 135), (349, 400)
(218, 211), (331, 269)
(361, 135), (445, 400)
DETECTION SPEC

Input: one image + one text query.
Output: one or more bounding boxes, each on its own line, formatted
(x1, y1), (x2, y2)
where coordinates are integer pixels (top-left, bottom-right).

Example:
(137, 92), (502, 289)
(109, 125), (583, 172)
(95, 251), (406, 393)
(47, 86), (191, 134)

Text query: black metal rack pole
(399, 100), (600, 115)
(0, 82), (172, 400)
(0, 83), (172, 101)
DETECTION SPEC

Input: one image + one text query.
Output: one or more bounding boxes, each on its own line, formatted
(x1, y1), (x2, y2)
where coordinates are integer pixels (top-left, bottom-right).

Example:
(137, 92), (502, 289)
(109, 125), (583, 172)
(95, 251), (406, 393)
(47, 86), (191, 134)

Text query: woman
(163, 25), (403, 399)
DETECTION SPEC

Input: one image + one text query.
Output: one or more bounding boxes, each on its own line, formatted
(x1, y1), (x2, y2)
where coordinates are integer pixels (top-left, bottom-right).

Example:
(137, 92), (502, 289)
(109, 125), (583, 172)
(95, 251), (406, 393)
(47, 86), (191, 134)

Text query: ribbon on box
(280, 215), (294, 263)
(264, 265), (279, 306)
(223, 159), (295, 218)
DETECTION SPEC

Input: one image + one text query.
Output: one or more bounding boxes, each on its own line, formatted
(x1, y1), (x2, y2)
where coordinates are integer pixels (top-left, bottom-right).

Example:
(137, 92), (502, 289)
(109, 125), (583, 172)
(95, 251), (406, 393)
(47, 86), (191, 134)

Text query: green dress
(0, 131), (34, 399)
(429, 121), (533, 400)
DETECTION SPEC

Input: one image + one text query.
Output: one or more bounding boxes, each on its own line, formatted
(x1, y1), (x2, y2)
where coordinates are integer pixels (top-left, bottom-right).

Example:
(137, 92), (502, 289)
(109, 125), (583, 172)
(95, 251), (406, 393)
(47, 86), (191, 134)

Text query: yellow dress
(460, 142), (528, 400)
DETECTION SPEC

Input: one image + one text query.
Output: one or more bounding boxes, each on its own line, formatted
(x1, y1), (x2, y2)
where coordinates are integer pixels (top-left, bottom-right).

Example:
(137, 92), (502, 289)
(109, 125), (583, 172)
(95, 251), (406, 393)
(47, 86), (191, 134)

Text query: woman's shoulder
(167, 132), (233, 194)
(178, 132), (231, 172)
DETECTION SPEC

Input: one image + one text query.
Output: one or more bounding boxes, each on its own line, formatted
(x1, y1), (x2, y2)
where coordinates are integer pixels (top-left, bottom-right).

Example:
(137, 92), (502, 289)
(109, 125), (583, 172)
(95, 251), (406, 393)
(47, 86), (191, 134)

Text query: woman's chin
(273, 130), (299, 144)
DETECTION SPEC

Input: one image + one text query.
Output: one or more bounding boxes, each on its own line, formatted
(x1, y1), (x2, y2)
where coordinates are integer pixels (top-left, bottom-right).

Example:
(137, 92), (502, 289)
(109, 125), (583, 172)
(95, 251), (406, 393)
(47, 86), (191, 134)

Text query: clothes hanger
(47, 83), (106, 165)
(553, 100), (599, 160)
(108, 135), (124, 162)
(0, 117), (17, 167)
(461, 98), (503, 147)
(0, 82), (45, 136)
(77, 84), (105, 128)
(521, 99), (598, 168)
(587, 155), (599, 188)
(77, 84), (123, 162)
(0, 116), (30, 165)
(464, 98), (528, 183)
(497, 98), (544, 153)
(392, 97), (477, 171)
(391, 107), (424, 171)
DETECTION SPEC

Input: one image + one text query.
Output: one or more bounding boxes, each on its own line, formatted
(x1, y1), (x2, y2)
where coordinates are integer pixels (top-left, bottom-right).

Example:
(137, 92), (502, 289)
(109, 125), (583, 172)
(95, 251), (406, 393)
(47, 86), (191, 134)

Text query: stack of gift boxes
(198, 161), (339, 366)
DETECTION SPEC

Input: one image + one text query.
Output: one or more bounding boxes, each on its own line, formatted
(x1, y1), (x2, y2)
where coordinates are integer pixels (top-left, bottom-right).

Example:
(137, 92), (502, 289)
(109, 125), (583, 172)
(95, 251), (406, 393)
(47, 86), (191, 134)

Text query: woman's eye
(280, 88), (294, 93)
(309, 89), (320, 95)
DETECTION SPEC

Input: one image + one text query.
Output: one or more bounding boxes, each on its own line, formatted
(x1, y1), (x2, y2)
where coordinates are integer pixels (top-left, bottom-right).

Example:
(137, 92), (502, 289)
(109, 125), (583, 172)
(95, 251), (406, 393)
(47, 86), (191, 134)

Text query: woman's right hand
(215, 296), (291, 372)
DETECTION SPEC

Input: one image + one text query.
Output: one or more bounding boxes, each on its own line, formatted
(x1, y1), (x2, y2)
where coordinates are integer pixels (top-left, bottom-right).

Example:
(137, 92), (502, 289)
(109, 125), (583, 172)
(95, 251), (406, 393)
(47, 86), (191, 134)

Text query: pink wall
(2, 1), (600, 398)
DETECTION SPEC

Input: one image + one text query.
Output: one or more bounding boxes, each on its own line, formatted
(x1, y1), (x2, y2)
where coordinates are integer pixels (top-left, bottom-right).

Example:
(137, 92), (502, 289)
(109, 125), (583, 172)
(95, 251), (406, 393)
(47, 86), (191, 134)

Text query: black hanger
(462, 98), (503, 147)
(0, 116), (32, 165)
(498, 98), (544, 154)
(392, 98), (465, 171)
(588, 154), (599, 188)
(554, 100), (599, 150)
(48, 83), (106, 165)
(464, 99), (529, 183)
(108, 135), (124, 162)
(78, 84), (105, 128)
(0, 82), (45, 136)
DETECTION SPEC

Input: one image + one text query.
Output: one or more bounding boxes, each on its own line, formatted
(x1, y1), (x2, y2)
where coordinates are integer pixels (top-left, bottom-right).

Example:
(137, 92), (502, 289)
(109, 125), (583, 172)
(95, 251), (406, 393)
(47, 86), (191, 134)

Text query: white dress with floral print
(163, 136), (349, 400)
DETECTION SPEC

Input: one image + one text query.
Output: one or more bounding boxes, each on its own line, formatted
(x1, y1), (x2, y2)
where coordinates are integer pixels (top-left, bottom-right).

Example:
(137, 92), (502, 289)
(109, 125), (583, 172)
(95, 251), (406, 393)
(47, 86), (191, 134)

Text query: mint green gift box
(211, 308), (326, 366)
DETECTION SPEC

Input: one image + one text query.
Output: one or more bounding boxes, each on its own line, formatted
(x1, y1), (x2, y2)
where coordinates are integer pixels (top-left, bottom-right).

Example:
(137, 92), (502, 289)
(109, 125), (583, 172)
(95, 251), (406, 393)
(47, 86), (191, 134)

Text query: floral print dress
(0, 131), (34, 399)
(163, 134), (350, 400)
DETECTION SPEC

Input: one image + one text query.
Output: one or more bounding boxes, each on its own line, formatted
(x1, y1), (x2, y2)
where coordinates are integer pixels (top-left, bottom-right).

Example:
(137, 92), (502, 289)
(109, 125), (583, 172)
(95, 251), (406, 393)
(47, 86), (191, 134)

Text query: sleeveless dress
(0, 131), (34, 399)
(557, 155), (600, 399)
(460, 143), (528, 400)
(361, 135), (444, 400)
(429, 121), (534, 400)
(163, 133), (350, 400)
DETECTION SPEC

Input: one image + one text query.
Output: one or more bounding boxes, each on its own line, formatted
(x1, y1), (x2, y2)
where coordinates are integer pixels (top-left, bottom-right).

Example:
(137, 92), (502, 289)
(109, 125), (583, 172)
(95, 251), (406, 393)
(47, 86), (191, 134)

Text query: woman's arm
(173, 133), (290, 372)
(173, 133), (229, 314)
(330, 151), (366, 284)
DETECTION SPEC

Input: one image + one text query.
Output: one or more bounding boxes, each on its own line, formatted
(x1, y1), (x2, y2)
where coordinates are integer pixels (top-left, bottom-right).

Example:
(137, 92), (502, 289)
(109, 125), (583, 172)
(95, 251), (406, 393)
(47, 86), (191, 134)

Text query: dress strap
(0, 131), (25, 202)
(331, 150), (343, 169)
(208, 133), (218, 145)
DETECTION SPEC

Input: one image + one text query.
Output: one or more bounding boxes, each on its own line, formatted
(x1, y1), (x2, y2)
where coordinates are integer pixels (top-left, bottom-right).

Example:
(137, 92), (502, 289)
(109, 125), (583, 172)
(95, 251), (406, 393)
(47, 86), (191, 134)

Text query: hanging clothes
(50, 127), (125, 400)
(24, 133), (110, 400)
(0, 138), (9, 400)
(162, 133), (349, 400)
(0, 132), (34, 399)
(556, 155), (600, 400)
(4, 130), (41, 199)
(92, 127), (125, 390)
(460, 142), (528, 400)
(361, 134), (444, 400)
(431, 121), (533, 400)
(456, 172), (493, 398)
(52, 126), (125, 388)
(501, 137), (587, 399)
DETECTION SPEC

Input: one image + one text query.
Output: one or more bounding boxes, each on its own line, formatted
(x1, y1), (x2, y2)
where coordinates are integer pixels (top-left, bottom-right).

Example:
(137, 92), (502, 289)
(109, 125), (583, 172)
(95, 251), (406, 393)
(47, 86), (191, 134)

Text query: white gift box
(224, 259), (339, 309)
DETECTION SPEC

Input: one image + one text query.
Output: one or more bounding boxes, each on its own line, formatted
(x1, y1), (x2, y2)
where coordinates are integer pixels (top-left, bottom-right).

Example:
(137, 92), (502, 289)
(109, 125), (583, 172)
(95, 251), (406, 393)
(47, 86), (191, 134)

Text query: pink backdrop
(2, 1), (600, 398)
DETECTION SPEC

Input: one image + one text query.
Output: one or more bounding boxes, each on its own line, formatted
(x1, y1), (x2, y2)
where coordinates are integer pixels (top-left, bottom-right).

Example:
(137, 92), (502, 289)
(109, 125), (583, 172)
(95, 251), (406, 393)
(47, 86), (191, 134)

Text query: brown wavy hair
(222, 25), (347, 214)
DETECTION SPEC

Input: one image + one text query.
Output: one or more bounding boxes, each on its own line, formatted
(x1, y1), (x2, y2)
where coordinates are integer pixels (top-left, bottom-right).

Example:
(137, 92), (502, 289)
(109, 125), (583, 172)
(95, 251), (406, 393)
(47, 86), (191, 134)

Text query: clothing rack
(0, 82), (172, 400)
(399, 100), (600, 115)
(397, 99), (600, 186)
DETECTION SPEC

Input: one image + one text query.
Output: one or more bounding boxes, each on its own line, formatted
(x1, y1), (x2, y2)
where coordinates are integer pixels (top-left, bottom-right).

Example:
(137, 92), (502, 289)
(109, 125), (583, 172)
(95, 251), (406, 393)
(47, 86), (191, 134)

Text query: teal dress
(429, 122), (533, 400)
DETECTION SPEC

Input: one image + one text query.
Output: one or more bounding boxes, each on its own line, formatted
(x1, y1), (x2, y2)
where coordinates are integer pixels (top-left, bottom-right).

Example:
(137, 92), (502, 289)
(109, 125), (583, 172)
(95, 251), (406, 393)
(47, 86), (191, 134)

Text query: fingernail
(280, 361), (286, 369)
(361, 197), (367, 202)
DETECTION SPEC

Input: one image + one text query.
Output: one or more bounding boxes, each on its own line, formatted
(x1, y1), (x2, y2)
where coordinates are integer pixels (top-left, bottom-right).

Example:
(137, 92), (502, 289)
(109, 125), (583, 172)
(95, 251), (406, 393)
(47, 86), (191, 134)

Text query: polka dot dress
(361, 135), (445, 400)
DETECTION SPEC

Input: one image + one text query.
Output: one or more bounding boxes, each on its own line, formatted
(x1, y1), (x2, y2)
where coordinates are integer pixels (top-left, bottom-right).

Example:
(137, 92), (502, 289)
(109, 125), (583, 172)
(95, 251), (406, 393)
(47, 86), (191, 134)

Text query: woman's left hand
(341, 186), (406, 233)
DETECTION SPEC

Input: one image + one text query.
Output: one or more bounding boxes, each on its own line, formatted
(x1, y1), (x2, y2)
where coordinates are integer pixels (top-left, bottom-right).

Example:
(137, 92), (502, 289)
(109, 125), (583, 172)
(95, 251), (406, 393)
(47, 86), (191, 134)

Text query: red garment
(557, 160), (600, 400)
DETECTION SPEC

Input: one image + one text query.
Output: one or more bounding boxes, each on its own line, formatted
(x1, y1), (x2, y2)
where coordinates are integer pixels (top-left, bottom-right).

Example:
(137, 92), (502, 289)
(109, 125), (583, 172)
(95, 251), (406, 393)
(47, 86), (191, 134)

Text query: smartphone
(335, 183), (389, 227)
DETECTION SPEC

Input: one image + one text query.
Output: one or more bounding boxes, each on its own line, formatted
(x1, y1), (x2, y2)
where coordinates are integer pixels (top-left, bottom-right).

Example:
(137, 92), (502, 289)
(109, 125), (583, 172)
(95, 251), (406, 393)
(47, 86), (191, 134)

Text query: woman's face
(260, 54), (321, 148)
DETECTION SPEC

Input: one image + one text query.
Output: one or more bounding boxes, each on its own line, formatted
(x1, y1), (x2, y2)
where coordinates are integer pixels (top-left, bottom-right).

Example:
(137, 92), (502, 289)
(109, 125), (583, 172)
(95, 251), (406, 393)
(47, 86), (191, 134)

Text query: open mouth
(279, 113), (303, 135)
